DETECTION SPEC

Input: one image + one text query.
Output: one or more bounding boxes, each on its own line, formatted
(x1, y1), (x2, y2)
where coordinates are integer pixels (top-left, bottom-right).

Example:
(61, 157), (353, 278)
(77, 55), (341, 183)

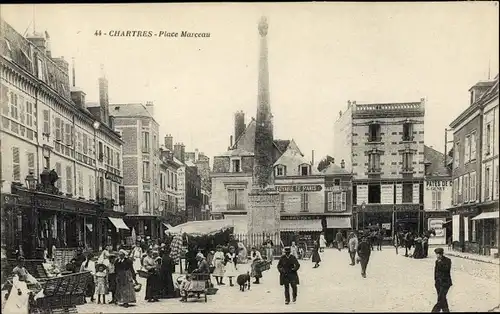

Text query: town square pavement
(76, 248), (500, 313)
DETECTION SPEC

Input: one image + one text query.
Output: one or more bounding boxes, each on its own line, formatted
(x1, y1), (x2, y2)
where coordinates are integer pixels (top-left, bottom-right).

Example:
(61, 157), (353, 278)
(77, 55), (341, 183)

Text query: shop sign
(325, 186), (341, 192)
(381, 223), (391, 230)
(105, 171), (122, 184)
(428, 218), (446, 237)
(356, 185), (368, 205)
(277, 185), (322, 193)
(395, 184), (402, 204)
(426, 180), (452, 191)
(412, 183), (420, 204)
(454, 207), (479, 216)
(381, 184), (394, 204)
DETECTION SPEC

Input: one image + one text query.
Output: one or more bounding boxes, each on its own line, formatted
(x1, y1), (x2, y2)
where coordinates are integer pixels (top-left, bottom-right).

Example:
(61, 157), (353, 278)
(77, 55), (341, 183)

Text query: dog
(236, 271), (251, 292)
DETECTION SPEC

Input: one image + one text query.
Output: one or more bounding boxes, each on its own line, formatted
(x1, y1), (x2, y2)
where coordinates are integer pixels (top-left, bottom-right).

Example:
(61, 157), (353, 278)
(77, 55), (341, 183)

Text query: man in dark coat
(357, 236), (371, 278)
(432, 248), (452, 312)
(277, 247), (300, 305)
(335, 231), (344, 251)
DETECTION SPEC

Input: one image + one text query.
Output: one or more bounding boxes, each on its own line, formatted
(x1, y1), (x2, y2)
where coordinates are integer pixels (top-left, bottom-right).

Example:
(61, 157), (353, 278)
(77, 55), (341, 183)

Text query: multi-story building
(200, 188), (211, 220)
(334, 99), (426, 235)
(158, 146), (182, 227)
(110, 102), (163, 239)
(185, 160), (202, 221)
(186, 147), (211, 220)
(1, 20), (125, 258)
(448, 76), (499, 256)
(423, 146), (452, 245)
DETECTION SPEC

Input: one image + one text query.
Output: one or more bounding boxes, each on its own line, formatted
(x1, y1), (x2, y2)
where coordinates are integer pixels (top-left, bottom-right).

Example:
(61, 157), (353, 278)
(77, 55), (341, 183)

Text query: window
(89, 175), (94, 199)
(402, 183), (413, 203)
(66, 166), (72, 194)
(454, 142), (460, 168)
(458, 176), (462, 204)
(143, 161), (150, 181)
(368, 153), (381, 172)
(470, 132), (477, 160)
(333, 193), (342, 211)
(432, 190), (442, 210)
(18, 96), (25, 124)
(76, 131), (81, 152)
(341, 192), (346, 211)
(143, 192), (151, 211)
(464, 174), (469, 202)
(9, 91), (18, 120)
(464, 135), (470, 162)
(2, 88), (10, 116)
(12, 147), (20, 181)
(280, 194), (285, 212)
(55, 163), (61, 189)
(55, 117), (62, 141)
(300, 193), (309, 212)
(368, 184), (381, 203)
(485, 167), (490, 200)
(301, 165), (309, 176)
(106, 146), (111, 165)
(402, 152), (413, 171)
(174, 174), (177, 190)
(37, 58), (44, 80)
(469, 172), (476, 201)
(78, 170), (84, 197)
(368, 123), (381, 142)
(232, 159), (241, 173)
(453, 178), (458, 204)
(27, 152), (35, 174)
(25, 101), (33, 127)
(43, 110), (50, 135)
(142, 132), (150, 152)
(486, 124), (491, 155)
(227, 189), (244, 209)
(116, 152), (120, 170)
(334, 179), (341, 186)
(98, 142), (103, 160)
(327, 192), (333, 211)
(276, 165), (285, 176)
(402, 123), (413, 141)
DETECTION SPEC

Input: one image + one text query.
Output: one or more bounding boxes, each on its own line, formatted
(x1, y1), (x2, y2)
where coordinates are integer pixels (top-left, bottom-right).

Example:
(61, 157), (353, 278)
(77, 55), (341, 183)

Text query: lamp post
(25, 172), (39, 258)
(361, 201), (366, 231)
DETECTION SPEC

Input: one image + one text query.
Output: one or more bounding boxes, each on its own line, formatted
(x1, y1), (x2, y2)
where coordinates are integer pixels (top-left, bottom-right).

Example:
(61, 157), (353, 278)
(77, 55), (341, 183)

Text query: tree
(317, 155), (335, 172)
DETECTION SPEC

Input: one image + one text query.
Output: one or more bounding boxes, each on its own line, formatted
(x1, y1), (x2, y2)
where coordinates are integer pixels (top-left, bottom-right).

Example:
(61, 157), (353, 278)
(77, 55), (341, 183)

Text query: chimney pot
(341, 159), (345, 168)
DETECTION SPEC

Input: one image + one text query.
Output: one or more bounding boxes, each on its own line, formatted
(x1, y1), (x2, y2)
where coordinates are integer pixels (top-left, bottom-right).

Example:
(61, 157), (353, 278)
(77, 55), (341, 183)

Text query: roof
(274, 140), (290, 154)
(321, 162), (350, 175)
(110, 103), (155, 119)
(468, 80), (496, 91)
(424, 145), (451, 177)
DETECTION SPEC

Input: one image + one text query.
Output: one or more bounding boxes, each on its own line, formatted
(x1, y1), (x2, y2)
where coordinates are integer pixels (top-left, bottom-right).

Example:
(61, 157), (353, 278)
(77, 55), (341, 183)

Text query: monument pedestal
(247, 188), (281, 249)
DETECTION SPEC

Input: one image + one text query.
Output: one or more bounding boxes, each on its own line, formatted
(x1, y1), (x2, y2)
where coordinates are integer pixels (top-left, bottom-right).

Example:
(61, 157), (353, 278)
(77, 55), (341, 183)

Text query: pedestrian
(224, 246), (238, 286)
(376, 230), (383, 251)
(107, 254), (117, 304)
(115, 249), (138, 308)
(348, 232), (358, 266)
(143, 250), (161, 302)
(130, 242), (143, 271)
(277, 247), (300, 305)
(356, 236), (371, 278)
(335, 231), (344, 251)
(94, 264), (108, 304)
(431, 248), (452, 313)
(263, 238), (274, 264)
(159, 247), (176, 299)
(290, 241), (299, 259)
(80, 252), (96, 303)
(212, 245), (226, 285)
(423, 233), (429, 258)
(311, 240), (321, 268)
(250, 247), (263, 284)
(237, 242), (248, 264)
(319, 233), (327, 253)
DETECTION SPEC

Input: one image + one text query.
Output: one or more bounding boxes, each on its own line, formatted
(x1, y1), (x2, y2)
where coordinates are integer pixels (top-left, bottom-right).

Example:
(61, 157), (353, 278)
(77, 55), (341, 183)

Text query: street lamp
(25, 172), (38, 190)
(42, 145), (51, 169)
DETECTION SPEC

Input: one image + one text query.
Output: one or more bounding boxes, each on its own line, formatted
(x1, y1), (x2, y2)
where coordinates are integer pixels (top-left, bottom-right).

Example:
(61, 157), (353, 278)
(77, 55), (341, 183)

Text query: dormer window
(230, 158), (241, 173)
(300, 165), (310, 176)
(275, 165), (286, 177)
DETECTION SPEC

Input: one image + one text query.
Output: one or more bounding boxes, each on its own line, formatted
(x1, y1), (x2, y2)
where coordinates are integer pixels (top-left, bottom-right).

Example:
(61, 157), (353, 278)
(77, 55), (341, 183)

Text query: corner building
(334, 99), (426, 235)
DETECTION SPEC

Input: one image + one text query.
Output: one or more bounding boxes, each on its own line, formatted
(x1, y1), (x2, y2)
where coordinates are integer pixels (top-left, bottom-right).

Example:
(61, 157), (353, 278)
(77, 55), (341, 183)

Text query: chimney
(164, 134), (173, 150)
(341, 159), (345, 169)
(195, 148), (199, 161)
(70, 88), (86, 109)
(234, 111), (246, 142)
(230, 135), (233, 148)
(180, 143), (186, 164)
(146, 101), (154, 117)
(45, 31), (51, 58)
(173, 143), (182, 161)
(99, 65), (110, 126)
(27, 33), (47, 54)
(311, 150), (315, 166)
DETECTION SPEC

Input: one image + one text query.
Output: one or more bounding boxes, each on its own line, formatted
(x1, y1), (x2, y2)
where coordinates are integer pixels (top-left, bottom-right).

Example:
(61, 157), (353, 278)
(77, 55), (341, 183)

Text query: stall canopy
(108, 217), (130, 230)
(166, 220), (234, 237)
(472, 211), (499, 220)
(280, 219), (323, 232)
(163, 223), (173, 229)
(326, 216), (351, 229)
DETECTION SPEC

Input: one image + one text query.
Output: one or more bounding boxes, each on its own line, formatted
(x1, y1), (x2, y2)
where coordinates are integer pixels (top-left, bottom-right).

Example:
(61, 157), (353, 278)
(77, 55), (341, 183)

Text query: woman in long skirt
(237, 242), (247, 264)
(312, 240), (321, 268)
(80, 253), (96, 303)
(250, 247), (263, 284)
(143, 250), (161, 302)
(160, 248), (176, 299)
(224, 246), (238, 287)
(114, 250), (138, 308)
(212, 246), (226, 285)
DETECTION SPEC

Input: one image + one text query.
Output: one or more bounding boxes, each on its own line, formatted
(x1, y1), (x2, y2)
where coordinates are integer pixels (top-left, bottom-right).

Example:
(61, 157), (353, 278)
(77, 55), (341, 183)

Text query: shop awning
(108, 217), (130, 230)
(163, 223), (173, 229)
(472, 211), (499, 220)
(326, 216), (351, 229)
(86, 224), (93, 232)
(280, 219), (323, 232)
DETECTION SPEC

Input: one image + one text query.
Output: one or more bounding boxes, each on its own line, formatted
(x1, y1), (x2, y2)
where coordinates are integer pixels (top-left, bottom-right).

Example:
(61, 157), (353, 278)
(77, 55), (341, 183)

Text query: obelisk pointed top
(258, 16), (268, 37)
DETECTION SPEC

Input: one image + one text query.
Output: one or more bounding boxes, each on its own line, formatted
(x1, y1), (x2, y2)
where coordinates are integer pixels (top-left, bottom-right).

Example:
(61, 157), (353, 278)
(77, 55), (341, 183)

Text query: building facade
(449, 76), (499, 256)
(111, 102), (163, 239)
(1, 20), (125, 257)
(423, 146), (452, 245)
(334, 99), (426, 235)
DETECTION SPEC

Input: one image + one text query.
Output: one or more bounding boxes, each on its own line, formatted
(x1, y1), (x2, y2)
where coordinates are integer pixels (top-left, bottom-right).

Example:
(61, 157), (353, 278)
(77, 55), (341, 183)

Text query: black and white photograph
(0, 2), (499, 313)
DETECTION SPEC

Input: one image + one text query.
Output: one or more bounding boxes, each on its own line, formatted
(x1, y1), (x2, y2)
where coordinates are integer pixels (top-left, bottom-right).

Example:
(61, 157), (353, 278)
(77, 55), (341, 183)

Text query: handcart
(185, 273), (210, 302)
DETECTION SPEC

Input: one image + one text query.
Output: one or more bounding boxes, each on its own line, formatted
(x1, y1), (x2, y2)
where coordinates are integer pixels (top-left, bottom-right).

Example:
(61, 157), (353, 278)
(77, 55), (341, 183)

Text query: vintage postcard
(0, 2), (499, 313)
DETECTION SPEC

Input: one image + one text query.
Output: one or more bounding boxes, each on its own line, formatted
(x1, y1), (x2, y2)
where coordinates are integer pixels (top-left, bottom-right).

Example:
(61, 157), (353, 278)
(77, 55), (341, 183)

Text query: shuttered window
(66, 166), (72, 194)
(65, 123), (71, 145)
(12, 147), (20, 181)
(55, 163), (62, 189)
(18, 96), (25, 124)
(300, 193), (309, 212)
(27, 152), (35, 174)
(55, 117), (61, 141)
(10, 92), (18, 120)
(89, 175), (94, 199)
(341, 191), (347, 211)
(327, 192), (333, 211)
(78, 170), (84, 196)
(43, 110), (50, 135)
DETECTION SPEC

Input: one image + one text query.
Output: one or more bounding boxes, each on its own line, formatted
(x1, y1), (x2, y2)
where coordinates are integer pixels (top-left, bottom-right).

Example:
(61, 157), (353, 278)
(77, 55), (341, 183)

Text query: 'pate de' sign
(426, 180), (452, 191)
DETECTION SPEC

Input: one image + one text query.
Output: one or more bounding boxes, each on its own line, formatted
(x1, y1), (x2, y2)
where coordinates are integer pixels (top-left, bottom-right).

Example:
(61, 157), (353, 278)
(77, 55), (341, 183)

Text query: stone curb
(445, 251), (500, 265)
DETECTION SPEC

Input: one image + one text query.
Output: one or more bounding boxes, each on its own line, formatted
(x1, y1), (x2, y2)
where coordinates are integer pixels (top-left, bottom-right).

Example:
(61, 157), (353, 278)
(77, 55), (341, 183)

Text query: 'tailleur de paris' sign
(276, 185), (323, 193)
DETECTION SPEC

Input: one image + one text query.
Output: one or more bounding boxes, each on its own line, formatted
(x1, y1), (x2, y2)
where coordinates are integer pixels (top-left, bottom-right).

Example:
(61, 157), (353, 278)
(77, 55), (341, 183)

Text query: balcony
(368, 168), (382, 175)
(367, 136), (382, 144)
(227, 204), (246, 211)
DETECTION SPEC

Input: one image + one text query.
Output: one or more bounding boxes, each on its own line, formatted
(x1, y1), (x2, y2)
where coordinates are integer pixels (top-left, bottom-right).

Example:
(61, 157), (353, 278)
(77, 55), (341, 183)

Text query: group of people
(395, 230), (432, 259)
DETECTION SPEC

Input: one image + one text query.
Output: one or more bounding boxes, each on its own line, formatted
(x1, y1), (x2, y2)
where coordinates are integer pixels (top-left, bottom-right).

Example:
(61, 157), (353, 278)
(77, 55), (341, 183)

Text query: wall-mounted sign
(285, 195), (301, 204)
(381, 184), (394, 204)
(105, 171), (122, 184)
(412, 183), (420, 204)
(356, 185), (368, 205)
(426, 180), (452, 191)
(381, 223), (391, 230)
(277, 185), (322, 193)
(395, 184), (402, 204)
(428, 218), (446, 237)
(325, 186), (342, 192)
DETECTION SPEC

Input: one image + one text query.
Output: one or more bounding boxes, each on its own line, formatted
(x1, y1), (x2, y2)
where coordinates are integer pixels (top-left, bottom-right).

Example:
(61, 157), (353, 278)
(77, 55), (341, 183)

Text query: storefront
(124, 215), (169, 242)
(324, 215), (352, 244)
(471, 202), (499, 257)
(449, 205), (480, 254)
(279, 214), (325, 247)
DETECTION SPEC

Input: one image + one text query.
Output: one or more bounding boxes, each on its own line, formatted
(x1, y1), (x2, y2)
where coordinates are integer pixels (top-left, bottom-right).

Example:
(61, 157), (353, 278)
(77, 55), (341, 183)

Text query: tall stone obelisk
(247, 17), (281, 241)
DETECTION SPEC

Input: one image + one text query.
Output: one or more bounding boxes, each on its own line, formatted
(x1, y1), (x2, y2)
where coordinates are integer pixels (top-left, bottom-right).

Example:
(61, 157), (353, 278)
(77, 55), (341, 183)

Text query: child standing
(94, 264), (108, 304)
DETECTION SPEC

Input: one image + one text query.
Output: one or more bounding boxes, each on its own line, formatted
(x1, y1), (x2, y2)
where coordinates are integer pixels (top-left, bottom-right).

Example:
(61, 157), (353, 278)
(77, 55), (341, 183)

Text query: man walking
(277, 247), (300, 305)
(335, 231), (344, 251)
(432, 248), (452, 312)
(357, 236), (371, 278)
(347, 232), (358, 266)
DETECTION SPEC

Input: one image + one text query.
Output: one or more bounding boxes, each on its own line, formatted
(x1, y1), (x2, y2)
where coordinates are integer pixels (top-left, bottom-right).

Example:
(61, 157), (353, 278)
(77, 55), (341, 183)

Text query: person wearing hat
(212, 245), (226, 285)
(432, 248), (452, 312)
(143, 250), (161, 302)
(356, 235), (371, 278)
(114, 249), (138, 307)
(278, 247), (301, 305)
(250, 247), (263, 284)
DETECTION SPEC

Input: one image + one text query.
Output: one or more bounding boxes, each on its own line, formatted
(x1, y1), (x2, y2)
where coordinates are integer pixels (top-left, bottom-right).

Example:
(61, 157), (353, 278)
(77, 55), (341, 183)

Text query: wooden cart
(185, 273), (210, 303)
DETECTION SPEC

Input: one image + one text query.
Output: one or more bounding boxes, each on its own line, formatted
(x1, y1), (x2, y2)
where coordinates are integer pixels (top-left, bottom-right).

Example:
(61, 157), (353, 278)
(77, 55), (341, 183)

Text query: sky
(2, 3), (499, 167)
